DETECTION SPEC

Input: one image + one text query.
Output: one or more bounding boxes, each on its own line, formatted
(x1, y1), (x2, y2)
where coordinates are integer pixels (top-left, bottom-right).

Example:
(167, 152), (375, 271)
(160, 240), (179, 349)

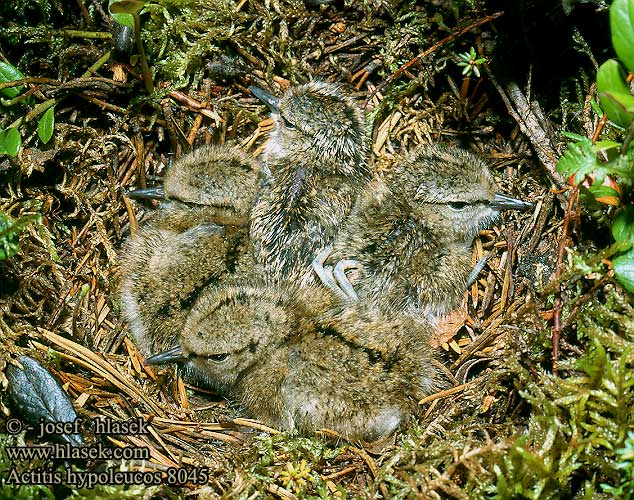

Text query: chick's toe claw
(312, 246), (333, 281)
(334, 259), (361, 302)
(312, 247), (349, 302)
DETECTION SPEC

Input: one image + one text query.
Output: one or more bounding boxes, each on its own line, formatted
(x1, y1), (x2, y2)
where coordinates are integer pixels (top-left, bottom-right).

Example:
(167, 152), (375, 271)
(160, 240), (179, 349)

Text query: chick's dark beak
(249, 85), (280, 113)
(145, 345), (187, 365)
(126, 187), (165, 201)
(491, 193), (534, 211)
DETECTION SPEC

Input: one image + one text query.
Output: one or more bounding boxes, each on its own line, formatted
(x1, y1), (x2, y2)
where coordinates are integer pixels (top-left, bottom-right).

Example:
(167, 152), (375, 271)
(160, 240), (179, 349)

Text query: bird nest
(1, 1), (633, 499)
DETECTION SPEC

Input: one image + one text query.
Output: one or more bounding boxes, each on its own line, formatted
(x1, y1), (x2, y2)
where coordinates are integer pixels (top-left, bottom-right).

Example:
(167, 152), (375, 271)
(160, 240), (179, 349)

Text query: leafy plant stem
(9, 98), (56, 129)
(48, 29), (112, 39)
(2, 86), (38, 106)
(0, 77), (60, 91)
(81, 51), (112, 78)
(0, 215), (40, 240)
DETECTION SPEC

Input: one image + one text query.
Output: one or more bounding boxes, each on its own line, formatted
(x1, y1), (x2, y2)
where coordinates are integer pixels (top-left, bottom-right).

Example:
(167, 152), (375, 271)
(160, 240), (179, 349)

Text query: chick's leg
(312, 247), (350, 302)
(333, 260), (361, 302)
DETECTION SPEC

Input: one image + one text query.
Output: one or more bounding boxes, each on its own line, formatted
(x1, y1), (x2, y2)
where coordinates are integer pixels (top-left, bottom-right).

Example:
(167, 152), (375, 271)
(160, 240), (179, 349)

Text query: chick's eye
(208, 353), (229, 363)
(448, 201), (468, 210)
(280, 115), (297, 130)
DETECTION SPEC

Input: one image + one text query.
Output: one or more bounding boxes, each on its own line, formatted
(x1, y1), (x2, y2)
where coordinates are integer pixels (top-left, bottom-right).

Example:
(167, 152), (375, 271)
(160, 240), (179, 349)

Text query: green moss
(240, 433), (348, 496)
(480, 288), (633, 498)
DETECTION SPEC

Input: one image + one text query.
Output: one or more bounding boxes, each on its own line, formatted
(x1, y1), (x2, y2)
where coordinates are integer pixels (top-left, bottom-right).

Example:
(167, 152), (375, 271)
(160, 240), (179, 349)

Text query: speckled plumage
(119, 144), (262, 357)
(250, 81), (371, 284)
(325, 144), (529, 323)
(149, 283), (438, 442)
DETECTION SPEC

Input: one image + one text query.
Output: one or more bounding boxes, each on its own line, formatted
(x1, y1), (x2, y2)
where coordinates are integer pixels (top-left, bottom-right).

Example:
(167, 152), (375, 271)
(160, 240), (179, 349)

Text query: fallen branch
(486, 73), (565, 188)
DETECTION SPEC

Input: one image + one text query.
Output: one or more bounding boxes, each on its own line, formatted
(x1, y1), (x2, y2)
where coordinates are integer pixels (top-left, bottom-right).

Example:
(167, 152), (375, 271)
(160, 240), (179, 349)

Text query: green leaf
(612, 206), (634, 244)
(558, 134), (633, 188)
(562, 131), (586, 141)
(607, 153), (634, 180)
(109, 0), (145, 14)
(37, 106), (55, 144)
(590, 98), (604, 117)
(587, 184), (621, 205)
(556, 136), (604, 184)
(613, 248), (634, 293)
(611, 0), (634, 73)
(594, 140), (621, 153)
(597, 60), (634, 128)
(0, 128), (21, 156)
(0, 61), (25, 99)
(110, 12), (135, 29)
(109, 0), (144, 29)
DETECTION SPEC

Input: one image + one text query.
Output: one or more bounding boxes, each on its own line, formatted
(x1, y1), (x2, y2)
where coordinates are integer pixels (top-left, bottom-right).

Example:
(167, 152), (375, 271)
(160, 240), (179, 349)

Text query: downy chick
(249, 81), (371, 285)
(146, 283), (438, 442)
(318, 144), (533, 323)
(120, 144), (262, 357)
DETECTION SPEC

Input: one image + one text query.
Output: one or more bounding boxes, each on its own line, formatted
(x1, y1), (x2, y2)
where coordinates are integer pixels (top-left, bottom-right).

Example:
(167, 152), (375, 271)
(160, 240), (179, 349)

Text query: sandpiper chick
(249, 80), (371, 285)
(120, 144), (262, 357)
(316, 144), (533, 322)
(146, 282), (438, 442)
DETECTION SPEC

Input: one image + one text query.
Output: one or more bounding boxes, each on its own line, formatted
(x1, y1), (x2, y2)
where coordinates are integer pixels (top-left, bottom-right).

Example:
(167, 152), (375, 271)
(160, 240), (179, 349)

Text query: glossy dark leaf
(6, 356), (83, 446)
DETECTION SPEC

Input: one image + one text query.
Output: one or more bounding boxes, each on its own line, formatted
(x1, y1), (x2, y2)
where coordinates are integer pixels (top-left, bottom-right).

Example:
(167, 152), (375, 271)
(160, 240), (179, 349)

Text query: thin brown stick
(349, 446), (379, 479)
(122, 195), (137, 236)
(591, 114), (608, 143)
(187, 113), (204, 145)
(419, 381), (473, 404)
(322, 465), (359, 481)
(365, 11), (504, 105)
(40, 329), (165, 415)
(231, 418), (280, 434)
(79, 93), (126, 113)
(75, 0), (94, 29)
(169, 90), (223, 121)
(552, 186), (578, 375)
(267, 484), (299, 500)
(0, 77), (61, 90)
